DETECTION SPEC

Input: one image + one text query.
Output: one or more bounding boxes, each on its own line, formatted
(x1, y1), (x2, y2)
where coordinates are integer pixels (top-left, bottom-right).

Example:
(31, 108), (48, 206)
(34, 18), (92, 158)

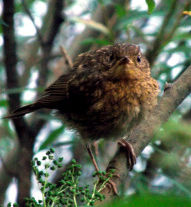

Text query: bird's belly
(62, 97), (141, 140)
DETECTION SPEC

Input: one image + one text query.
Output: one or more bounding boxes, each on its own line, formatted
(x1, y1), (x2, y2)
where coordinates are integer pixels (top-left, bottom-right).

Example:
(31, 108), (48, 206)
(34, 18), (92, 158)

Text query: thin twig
(163, 2), (189, 46)
(146, 0), (178, 67)
(60, 46), (73, 70)
(21, 0), (44, 45)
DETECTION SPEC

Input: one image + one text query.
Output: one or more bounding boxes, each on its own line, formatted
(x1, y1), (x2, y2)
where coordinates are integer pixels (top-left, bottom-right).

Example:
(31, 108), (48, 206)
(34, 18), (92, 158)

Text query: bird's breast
(62, 77), (159, 140)
(91, 80), (142, 119)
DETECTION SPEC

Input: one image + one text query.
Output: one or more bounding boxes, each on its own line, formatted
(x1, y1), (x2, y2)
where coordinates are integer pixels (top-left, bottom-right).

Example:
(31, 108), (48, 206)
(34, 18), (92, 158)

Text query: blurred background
(0, 0), (191, 206)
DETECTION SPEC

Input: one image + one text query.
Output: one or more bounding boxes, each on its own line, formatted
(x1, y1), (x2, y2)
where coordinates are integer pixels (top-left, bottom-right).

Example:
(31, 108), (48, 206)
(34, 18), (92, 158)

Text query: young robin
(5, 43), (159, 171)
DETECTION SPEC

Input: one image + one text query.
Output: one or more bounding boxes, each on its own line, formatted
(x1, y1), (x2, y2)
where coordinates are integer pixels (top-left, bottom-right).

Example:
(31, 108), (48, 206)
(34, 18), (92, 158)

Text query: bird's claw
(106, 180), (119, 195)
(118, 139), (136, 170)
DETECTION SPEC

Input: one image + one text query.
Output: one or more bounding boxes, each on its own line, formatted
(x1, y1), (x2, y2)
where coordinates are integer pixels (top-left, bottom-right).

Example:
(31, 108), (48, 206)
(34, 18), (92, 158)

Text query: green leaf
(104, 194), (191, 207)
(39, 125), (65, 151)
(172, 32), (191, 41)
(117, 10), (163, 30)
(52, 140), (75, 148)
(128, 194), (191, 207)
(81, 38), (111, 46)
(115, 4), (126, 18)
(169, 177), (191, 197)
(70, 17), (110, 35)
(155, 118), (191, 145)
(145, 0), (155, 14)
(0, 99), (8, 107)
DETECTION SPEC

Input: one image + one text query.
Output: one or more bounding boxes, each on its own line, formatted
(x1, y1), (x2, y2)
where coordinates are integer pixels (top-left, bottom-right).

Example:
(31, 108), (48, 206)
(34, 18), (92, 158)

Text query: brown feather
(4, 103), (41, 119)
(5, 43), (159, 142)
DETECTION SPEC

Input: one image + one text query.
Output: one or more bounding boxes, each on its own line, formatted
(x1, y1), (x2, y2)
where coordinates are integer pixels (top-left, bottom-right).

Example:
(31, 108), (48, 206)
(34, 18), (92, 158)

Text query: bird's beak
(108, 56), (135, 80)
(118, 56), (134, 66)
(119, 56), (129, 65)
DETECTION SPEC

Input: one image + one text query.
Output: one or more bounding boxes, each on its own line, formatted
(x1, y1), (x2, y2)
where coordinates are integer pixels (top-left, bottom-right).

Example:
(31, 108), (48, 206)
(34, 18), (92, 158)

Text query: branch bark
(2, 0), (64, 205)
(2, 1), (35, 205)
(97, 64), (191, 204)
(0, 141), (19, 205)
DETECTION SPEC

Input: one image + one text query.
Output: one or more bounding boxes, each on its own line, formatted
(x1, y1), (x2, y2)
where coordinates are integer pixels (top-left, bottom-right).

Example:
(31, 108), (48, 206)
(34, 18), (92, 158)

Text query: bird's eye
(137, 56), (141, 63)
(109, 53), (115, 62)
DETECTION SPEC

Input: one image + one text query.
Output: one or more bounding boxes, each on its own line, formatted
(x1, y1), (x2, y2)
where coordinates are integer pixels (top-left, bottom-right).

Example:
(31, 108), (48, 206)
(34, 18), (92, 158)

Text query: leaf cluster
(6, 149), (116, 207)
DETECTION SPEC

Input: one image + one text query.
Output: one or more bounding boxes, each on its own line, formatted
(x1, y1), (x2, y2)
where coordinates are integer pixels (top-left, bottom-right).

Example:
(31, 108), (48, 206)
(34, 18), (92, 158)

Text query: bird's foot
(118, 139), (136, 170)
(93, 140), (99, 157)
(106, 180), (119, 195)
(100, 171), (120, 195)
(86, 144), (100, 172)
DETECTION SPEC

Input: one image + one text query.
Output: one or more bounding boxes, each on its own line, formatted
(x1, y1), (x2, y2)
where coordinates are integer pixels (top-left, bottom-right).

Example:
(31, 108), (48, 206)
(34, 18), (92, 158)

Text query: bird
(5, 43), (159, 172)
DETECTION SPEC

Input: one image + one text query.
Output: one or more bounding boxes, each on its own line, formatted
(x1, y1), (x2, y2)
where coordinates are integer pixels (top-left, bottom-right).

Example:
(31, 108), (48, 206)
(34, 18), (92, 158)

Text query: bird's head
(101, 43), (151, 80)
(74, 43), (151, 80)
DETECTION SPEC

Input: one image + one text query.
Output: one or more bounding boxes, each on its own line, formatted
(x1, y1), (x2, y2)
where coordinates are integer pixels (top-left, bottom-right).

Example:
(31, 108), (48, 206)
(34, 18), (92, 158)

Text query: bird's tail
(4, 103), (41, 119)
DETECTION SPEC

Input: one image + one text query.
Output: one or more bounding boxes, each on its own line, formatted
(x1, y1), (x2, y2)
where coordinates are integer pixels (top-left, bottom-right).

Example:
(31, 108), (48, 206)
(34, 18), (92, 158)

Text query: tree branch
(30, 0), (65, 136)
(21, 0), (44, 45)
(146, 0), (188, 67)
(20, 0), (64, 87)
(2, 1), (35, 205)
(36, 0), (64, 95)
(0, 141), (19, 205)
(97, 64), (191, 204)
(2, 0), (29, 136)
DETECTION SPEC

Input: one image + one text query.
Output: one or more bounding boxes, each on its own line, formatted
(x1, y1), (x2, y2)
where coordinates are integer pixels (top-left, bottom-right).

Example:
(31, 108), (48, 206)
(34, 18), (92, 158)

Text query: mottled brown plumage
(6, 43), (159, 170)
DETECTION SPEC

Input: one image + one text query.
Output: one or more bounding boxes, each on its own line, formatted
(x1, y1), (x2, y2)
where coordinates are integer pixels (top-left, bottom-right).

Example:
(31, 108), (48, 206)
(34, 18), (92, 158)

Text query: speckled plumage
(6, 43), (159, 143)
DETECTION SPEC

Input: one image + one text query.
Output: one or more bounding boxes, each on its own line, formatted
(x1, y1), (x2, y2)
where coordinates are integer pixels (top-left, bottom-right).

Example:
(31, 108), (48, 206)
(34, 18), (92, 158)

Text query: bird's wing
(4, 73), (74, 119)
(36, 72), (75, 107)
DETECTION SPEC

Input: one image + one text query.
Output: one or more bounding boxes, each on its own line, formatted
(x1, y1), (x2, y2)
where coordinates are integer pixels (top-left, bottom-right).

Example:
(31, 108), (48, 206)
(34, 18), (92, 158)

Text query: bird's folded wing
(36, 72), (74, 106)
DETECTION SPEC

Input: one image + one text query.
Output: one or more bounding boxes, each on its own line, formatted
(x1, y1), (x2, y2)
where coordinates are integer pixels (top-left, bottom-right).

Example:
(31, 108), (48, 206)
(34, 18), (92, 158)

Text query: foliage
(6, 149), (115, 207)
(145, 0), (156, 14)
(104, 194), (191, 207)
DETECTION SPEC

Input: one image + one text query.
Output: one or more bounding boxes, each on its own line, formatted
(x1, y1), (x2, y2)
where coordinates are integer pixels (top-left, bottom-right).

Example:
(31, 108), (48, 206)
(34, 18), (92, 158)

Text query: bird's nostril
(119, 56), (129, 65)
